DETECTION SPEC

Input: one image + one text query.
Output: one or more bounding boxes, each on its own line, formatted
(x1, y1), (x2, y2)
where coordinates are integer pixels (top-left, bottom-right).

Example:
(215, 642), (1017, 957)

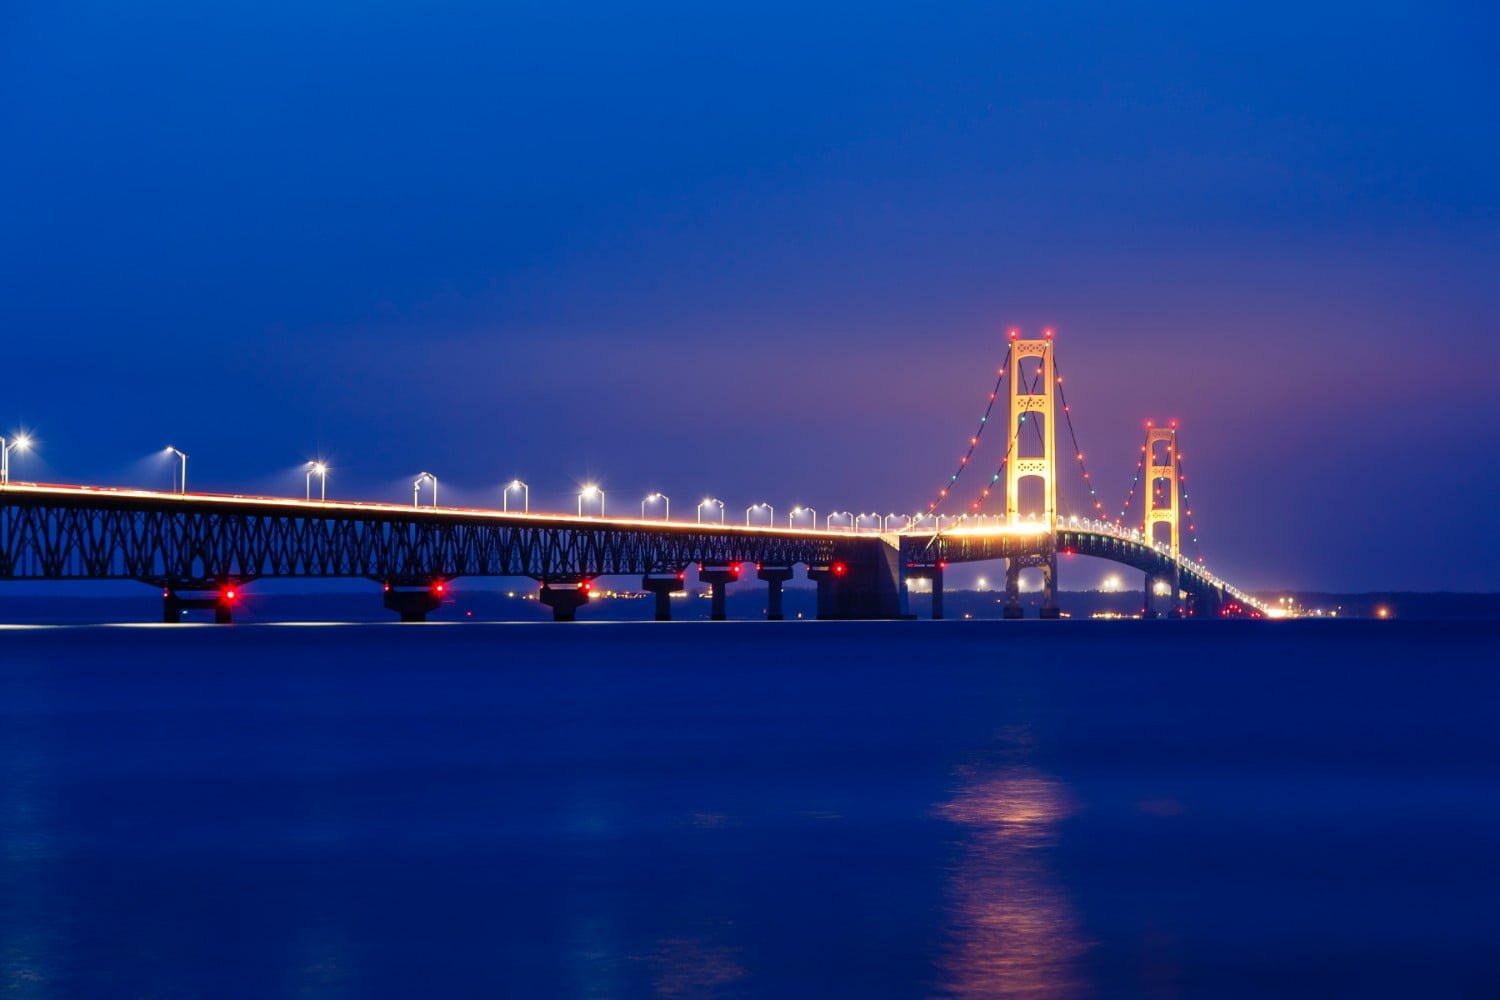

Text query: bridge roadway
(0, 483), (1263, 622)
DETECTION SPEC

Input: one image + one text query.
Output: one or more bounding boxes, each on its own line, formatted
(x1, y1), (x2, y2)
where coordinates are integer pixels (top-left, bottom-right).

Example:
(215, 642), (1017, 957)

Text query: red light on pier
(222, 588), (237, 602)
(432, 581), (446, 594)
(832, 561), (847, 576)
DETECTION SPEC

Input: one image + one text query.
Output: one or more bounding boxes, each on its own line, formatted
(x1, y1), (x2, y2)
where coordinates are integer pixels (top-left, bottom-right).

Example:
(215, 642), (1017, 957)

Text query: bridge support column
(538, 582), (591, 622)
(1004, 560), (1024, 619)
(641, 573), (683, 621)
(1039, 556), (1061, 619)
(902, 564), (944, 619)
(382, 580), (446, 622)
(160, 583), (240, 624)
(757, 566), (795, 620)
(698, 565), (741, 621)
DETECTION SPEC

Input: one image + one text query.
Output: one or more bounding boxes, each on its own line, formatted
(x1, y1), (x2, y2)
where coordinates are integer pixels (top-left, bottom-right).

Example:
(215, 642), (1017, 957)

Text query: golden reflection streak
(933, 769), (1086, 999)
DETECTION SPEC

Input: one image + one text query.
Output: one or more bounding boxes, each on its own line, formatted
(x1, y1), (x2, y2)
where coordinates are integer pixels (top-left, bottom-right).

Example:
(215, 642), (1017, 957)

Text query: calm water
(2, 620), (1497, 997)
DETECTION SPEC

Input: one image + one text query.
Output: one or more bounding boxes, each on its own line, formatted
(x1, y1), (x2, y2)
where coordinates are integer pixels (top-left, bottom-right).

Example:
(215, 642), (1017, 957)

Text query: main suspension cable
(1053, 364), (1109, 523)
(919, 347), (1012, 517)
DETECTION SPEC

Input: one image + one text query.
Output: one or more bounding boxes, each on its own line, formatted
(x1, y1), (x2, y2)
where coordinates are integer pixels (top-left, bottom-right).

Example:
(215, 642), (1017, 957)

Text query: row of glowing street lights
(9, 440), (993, 534)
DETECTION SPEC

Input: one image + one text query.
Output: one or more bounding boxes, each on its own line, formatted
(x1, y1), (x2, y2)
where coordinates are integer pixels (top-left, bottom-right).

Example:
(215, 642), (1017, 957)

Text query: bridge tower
(1004, 329), (1060, 619)
(1142, 421), (1182, 617)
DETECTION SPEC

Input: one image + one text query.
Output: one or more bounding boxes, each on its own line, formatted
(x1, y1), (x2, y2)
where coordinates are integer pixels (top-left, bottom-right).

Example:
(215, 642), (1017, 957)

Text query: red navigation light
(677, 571), (686, 581)
(938, 560), (948, 569)
(580, 580), (592, 593)
(222, 588), (237, 602)
(1169, 419), (1178, 429)
(832, 561), (847, 577)
(1007, 328), (1019, 340)
(1043, 328), (1054, 340)
(383, 582), (390, 592)
(1062, 548), (1075, 557)
(432, 581), (446, 594)
(1145, 420), (1154, 428)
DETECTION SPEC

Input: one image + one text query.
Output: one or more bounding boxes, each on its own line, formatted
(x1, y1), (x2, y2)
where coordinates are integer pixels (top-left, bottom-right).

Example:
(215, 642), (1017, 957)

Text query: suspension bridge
(0, 331), (1267, 622)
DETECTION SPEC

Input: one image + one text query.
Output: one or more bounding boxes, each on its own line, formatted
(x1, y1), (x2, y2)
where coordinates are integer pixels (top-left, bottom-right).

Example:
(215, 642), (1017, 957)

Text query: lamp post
(855, 512), (881, 532)
(697, 497), (724, 524)
(826, 511), (854, 531)
(1, 433), (32, 486)
(881, 513), (912, 532)
(642, 492), (669, 520)
(414, 472), (437, 508)
(789, 506), (816, 530)
(504, 480), (529, 513)
(579, 484), (603, 517)
(745, 502), (773, 527)
(165, 446), (188, 495)
(305, 462), (328, 502)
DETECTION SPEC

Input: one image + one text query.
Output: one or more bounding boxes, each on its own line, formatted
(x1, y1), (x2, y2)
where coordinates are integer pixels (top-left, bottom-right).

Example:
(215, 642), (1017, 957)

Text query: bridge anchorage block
(698, 564), (742, 621)
(160, 581), (244, 624)
(383, 579), (447, 622)
(538, 581), (591, 622)
(642, 572), (685, 621)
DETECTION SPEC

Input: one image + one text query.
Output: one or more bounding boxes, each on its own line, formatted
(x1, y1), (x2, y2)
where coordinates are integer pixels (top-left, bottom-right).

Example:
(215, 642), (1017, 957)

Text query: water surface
(2, 620), (1496, 997)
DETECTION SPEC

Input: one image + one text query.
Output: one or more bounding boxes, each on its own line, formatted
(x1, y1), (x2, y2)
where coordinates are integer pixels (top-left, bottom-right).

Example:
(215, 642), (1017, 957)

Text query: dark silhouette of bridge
(0, 332), (1266, 622)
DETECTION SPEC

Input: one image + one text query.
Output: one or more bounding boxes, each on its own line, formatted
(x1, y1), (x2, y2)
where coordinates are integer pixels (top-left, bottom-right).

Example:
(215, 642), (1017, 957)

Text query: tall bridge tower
(1143, 421), (1182, 616)
(1004, 329), (1060, 618)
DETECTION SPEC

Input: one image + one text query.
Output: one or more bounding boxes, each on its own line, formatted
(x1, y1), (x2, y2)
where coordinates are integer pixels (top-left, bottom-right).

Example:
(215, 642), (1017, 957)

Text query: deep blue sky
(3, 2), (1497, 591)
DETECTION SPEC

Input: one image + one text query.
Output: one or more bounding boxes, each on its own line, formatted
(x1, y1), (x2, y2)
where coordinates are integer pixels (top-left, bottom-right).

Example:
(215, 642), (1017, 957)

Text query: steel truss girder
(0, 495), (840, 584)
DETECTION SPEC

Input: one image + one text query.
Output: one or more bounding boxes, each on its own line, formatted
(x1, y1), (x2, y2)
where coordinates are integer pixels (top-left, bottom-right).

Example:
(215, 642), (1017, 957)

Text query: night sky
(3, 2), (1497, 591)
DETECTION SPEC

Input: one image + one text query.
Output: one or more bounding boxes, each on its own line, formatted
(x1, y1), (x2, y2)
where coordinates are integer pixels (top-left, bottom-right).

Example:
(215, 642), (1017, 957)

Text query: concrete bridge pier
(161, 582), (239, 624)
(538, 581), (591, 622)
(1004, 560), (1024, 619)
(698, 565), (740, 621)
(1142, 567), (1183, 619)
(1039, 557), (1061, 619)
(641, 572), (683, 621)
(383, 580), (445, 622)
(805, 564), (841, 619)
(757, 565), (795, 620)
(900, 563), (944, 619)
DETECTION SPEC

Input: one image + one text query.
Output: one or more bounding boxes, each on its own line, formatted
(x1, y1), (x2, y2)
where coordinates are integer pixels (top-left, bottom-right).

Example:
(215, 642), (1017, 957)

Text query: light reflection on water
(935, 765), (1085, 999)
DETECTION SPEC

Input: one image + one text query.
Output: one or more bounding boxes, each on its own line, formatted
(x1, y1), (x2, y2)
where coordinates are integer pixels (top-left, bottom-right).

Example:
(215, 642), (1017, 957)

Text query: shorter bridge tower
(1142, 421), (1182, 617)
(1004, 329), (1060, 618)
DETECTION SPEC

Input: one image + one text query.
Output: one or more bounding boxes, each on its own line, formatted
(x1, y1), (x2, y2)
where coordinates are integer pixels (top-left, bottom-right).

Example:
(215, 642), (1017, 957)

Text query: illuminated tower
(1005, 329), (1057, 529)
(1143, 422), (1180, 559)
(1142, 421), (1181, 616)
(1004, 329), (1060, 619)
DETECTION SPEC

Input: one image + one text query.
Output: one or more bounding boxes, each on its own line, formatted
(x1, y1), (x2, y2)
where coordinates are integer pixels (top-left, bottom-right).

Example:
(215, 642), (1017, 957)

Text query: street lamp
(789, 506), (816, 529)
(826, 511), (854, 531)
(504, 480), (529, 513)
(697, 497), (725, 524)
(746, 502), (773, 526)
(414, 472), (437, 508)
(305, 461), (328, 502)
(642, 492), (669, 520)
(579, 484), (604, 517)
(855, 512), (881, 532)
(165, 446), (188, 495)
(0, 433), (32, 486)
(882, 513), (912, 532)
